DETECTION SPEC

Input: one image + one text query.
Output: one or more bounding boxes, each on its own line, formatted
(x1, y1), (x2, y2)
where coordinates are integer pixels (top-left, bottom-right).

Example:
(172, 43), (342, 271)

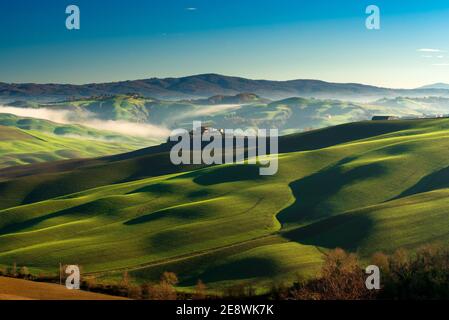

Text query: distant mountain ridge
(419, 83), (449, 90)
(2, 74), (449, 102)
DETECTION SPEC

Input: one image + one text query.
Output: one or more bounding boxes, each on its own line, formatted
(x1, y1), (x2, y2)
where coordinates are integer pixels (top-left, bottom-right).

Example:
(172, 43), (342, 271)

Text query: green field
(1, 118), (449, 292)
(0, 114), (154, 168)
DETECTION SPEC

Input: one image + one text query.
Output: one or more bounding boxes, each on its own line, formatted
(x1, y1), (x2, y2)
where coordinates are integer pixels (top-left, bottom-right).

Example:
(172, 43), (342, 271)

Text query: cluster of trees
(0, 263), (31, 280)
(270, 244), (449, 300)
(79, 271), (207, 300)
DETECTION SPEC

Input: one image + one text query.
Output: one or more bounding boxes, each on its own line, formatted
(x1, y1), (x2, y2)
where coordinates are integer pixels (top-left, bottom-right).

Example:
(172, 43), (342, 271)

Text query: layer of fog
(165, 104), (243, 127)
(189, 104), (242, 117)
(0, 106), (170, 139)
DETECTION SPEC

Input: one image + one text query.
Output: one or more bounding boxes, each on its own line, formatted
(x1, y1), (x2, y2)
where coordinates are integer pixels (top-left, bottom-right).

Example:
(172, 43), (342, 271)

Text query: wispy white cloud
(432, 63), (449, 66)
(424, 54), (446, 59)
(186, 7), (197, 11)
(418, 48), (444, 53)
(189, 104), (241, 117)
(0, 106), (70, 123)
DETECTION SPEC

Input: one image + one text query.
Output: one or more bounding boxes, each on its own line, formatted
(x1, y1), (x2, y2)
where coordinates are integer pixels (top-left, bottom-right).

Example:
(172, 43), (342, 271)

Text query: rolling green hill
(371, 96), (449, 116)
(11, 95), (196, 124)
(0, 114), (154, 168)
(1, 118), (449, 292)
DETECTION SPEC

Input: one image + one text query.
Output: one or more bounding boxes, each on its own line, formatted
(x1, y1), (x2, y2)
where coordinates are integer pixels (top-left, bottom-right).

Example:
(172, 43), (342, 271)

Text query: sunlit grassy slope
(0, 114), (153, 168)
(1, 118), (449, 290)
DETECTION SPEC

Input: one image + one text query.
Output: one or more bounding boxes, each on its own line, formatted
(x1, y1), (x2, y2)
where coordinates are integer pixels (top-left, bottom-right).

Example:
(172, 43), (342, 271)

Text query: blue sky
(1, 0), (449, 88)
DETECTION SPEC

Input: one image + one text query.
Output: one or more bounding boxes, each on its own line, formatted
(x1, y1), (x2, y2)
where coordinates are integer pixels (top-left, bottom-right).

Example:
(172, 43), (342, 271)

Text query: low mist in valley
(0, 106), (170, 139)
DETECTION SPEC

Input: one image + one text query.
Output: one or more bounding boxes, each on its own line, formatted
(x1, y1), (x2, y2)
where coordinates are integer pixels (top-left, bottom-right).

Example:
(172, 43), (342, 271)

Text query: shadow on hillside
(0, 201), (104, 235)
(124, 205), (209, 226)
(278, 121), (416, 153)
(186, 189), (214, 199)
(124, 194), (226, 225)
(123, 209), (170, 225)
(127, 183), (174, 195)
(392, 165), (449, 200)
(277, 156), (386, 225)
(170, 164), (267, 186)
(281, 212), (374, 253)
(184, 257), (278, 285)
